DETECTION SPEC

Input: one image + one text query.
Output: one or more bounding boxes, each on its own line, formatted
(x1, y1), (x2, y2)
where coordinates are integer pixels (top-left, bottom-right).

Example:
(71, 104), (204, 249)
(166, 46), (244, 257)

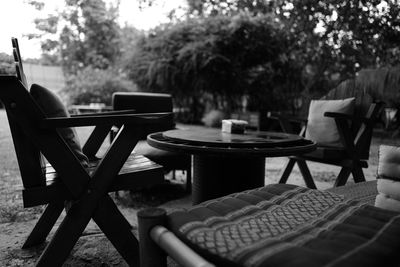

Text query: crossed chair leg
(23, 125), (145, 266)
(279, 158), (366, 189)
(22, 201), (65, 249)
(33, 195), (139, 266)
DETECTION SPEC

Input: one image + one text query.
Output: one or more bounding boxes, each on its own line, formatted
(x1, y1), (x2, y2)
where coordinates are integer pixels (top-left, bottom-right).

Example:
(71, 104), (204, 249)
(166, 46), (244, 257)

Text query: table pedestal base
(192, 155), (266, 204)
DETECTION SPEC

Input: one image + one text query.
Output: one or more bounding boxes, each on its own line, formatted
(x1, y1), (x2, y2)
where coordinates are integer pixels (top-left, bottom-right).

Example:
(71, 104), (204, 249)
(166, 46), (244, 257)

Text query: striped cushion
(167, 184), (400, 267)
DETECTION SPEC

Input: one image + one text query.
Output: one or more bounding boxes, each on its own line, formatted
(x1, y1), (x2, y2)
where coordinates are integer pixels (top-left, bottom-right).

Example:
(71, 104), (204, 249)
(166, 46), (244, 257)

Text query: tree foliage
(186, 0), (400, 95)
(187, 0), (274, 16)
(59, 0), (122, 74)
(126, 13), (303, 121)
(0, 53), (15, 75)
(27, 0), (140, 105)
(61, 66), (136, 105)
(29, 0), (122, 74)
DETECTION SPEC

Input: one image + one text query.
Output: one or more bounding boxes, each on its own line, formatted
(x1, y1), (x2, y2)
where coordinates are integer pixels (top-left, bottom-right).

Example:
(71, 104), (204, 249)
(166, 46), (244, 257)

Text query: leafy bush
(62, 66), (137, 105)
(0, 53), (15, 75)
(126, 12), (303, 122)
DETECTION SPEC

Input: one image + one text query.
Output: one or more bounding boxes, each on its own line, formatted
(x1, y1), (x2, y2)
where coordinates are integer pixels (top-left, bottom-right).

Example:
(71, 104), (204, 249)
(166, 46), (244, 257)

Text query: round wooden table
(148, 128), (316, 204)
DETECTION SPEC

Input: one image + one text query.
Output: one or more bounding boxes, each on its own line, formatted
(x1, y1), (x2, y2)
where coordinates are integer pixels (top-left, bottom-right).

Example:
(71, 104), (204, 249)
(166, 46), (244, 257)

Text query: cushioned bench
(112, 92), (192, 190)
(138, 181), (400, 267)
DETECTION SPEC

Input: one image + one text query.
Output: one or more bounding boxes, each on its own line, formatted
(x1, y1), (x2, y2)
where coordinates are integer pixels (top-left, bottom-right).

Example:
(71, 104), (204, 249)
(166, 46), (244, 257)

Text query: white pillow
(377, 178), (400, 201)
(377, 145), (400, 180)
(305, 97), (355, 147)
(375, 193), (400, 212)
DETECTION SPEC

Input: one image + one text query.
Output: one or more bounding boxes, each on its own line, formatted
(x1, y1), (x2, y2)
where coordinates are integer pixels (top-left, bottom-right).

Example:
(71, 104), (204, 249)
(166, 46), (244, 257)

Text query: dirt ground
(0, 108), (398, 266)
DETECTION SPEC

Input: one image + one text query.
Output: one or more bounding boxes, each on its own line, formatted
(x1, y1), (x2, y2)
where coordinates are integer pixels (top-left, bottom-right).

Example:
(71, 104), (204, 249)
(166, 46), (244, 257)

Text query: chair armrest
(40, 112), (174, 128)
(324, 112), (373, 124)
(268, 112), (308, 124)
(267, 112), (307, 134)
(70, 109), (136, 117)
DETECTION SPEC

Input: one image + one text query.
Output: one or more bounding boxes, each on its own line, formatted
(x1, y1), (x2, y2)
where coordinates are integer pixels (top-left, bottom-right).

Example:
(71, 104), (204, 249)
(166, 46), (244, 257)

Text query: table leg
(192, 155), (265, 204)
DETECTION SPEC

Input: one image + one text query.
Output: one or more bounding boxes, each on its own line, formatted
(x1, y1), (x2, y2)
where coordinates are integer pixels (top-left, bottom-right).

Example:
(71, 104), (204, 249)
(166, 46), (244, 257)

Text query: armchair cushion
(168, 183), (400, 267)
(305, 97), (355, 147)
(377, 145), (400, 180)
(376, 145), (400, 211)
(30, 84), (89, 167)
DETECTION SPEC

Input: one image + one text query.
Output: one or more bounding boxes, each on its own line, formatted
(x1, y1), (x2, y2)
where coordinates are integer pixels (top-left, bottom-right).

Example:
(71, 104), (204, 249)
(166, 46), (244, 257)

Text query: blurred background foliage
(125, 13), (303, 121)
(0, 53), (15, 75)
(15, 0), (400, 122)
(62, 66), (136, 105)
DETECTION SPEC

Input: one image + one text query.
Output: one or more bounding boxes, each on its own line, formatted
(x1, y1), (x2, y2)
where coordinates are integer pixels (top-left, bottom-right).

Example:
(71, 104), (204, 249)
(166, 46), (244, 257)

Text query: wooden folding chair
(0, 74), (174, 266)
(269, 81), (384, 188)
(4, 38), (174, 266)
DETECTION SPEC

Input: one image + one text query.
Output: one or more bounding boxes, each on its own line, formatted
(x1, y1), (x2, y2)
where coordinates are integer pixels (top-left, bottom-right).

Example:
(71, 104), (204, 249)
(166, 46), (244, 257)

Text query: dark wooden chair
(5, 38), (172, 266)
(0, 75), (173, 266)
(112, 92), (192, 191)
(270, 80), (384, 189)
(11, 37), (28, 87)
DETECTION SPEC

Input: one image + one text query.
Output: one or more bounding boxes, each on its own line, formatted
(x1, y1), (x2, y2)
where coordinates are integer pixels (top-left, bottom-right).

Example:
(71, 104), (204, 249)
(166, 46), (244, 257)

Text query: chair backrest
(322, 79), (372, 120)
(1, 76), (89, 199)
(321, 79), (382, 159)
(5, 38), (44, 188)
(112, 92), (175, 138)
(112, 92), (173, 113)
(11, 37), (28, 88)
(6, 106), (45, 189)
(6, 38), (87, 194)
(1, 75), (46, 188)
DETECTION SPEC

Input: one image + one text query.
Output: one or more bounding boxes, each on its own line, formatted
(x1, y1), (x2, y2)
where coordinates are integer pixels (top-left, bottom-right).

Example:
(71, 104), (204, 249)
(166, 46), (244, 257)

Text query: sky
(0, 0), (186, 59)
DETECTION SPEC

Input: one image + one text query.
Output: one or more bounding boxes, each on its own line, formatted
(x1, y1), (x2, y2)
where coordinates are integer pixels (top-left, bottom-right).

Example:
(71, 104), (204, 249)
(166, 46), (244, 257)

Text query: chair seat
(22, 154), (164, 207)
(134, 140), (191, 171)
(166, 183), (400, 267)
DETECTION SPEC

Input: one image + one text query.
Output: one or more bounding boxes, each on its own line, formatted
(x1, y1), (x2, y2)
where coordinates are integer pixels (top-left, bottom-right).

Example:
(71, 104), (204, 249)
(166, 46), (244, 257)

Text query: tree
(126, 13), (302, 122)
(274, 0), (400, 89)
(185, 0), (400, 95)
(186, 0), (274, 16)
(29, 0), (122, 74)
(61, 66), (136, 105)
(27, 0), (139, 105)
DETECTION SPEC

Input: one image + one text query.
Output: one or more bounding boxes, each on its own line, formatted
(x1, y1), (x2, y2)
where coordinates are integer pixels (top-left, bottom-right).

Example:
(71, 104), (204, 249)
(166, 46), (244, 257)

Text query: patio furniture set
(2, 38), (399, 266)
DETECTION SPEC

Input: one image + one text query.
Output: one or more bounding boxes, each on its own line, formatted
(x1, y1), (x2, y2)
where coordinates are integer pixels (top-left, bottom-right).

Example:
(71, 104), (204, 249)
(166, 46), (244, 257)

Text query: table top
(148, 128), (316, 157)
(163, 128), (304, 148)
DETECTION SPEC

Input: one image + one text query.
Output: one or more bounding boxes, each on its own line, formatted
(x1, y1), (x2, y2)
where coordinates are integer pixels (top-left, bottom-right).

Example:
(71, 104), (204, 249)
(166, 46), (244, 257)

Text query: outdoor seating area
(2, 1), (400, 266)
(269, 80), (384, 189)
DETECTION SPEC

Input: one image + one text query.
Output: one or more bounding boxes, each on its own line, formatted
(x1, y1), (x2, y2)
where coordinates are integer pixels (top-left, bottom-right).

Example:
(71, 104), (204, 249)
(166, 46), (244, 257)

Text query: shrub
(0, 53), (15, 75)
(62, 66), (137, 105)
